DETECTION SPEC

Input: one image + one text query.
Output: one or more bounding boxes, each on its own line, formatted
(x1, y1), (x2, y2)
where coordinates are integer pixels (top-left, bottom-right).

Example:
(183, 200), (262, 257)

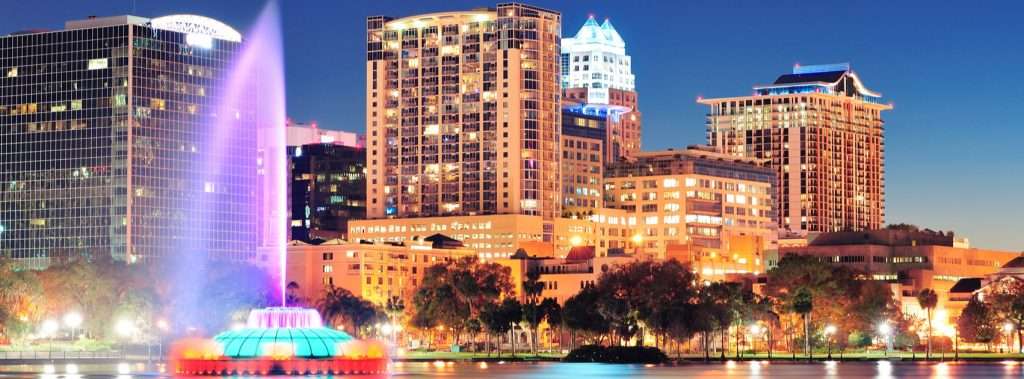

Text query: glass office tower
(0, 15), (255, 267)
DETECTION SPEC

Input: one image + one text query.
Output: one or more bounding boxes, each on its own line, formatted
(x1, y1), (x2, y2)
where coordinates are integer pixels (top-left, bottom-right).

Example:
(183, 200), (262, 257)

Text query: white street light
(878, 322), (893, 356)
(156, 319), (169, 332)
(41, 320), (59, 337)
(824, 324), (838, 359)
(115, 319), (136, 338)
(64, 312), (83, 340)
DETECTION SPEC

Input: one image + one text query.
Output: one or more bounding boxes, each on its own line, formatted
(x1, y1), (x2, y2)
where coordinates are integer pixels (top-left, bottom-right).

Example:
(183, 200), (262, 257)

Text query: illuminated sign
(151, 14), (242, 42)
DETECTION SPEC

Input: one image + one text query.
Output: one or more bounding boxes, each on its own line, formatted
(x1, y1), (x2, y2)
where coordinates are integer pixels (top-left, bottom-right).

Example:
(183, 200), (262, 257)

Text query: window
(87, 58), (108, 70)
(323, 265), (333, 273)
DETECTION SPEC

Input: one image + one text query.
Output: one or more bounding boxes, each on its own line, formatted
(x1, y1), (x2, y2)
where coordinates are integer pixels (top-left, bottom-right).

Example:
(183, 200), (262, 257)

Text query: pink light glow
(247, 307), (323, 329)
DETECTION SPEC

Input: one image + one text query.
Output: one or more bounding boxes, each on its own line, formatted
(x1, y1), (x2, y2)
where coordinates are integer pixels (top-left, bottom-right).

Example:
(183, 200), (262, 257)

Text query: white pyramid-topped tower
(561, 15), (635, 93)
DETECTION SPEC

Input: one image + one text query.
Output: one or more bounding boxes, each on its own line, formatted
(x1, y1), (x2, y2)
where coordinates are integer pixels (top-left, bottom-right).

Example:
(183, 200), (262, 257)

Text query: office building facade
(700, 63), (890, 233)
(0, 15), (254, 266)
(561, 16), (640, 160)
(604, 147), (777, 276)
(288, 142), (366, 242)
(560, 110), (604, 217)
(365, 4), (562, 223)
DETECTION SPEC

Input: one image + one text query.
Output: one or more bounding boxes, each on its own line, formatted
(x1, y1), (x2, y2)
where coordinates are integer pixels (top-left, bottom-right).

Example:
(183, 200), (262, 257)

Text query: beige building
(365, 4), (563, 223)
(782, 229), (1021, 324)
(603, 147), (778, 277)
(700, 63), (891, 233)
(496, 250), (636, 304)
(349, 210), (630, 260)
(285, 237), (477, 305)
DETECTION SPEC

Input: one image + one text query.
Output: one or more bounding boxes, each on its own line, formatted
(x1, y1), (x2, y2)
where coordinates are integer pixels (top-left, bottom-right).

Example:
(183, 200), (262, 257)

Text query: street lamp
(116, 319), (136, 359)
(748, 325), (762, 358)
(1003, 323), (1014, 354)
(41, 319), (59, 358)
(878, 322), (892, 357)
(155, 319), (170, 360)
(824, 324), (838, 359)
(63, 312), (83, 340)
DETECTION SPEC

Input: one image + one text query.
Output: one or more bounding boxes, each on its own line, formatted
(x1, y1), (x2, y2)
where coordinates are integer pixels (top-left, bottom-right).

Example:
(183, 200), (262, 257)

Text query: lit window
(87, 58), (108, 70)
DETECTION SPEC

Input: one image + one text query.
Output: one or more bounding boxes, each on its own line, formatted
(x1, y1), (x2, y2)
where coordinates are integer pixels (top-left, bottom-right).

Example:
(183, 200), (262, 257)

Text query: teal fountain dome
(171, 307), (387, 375)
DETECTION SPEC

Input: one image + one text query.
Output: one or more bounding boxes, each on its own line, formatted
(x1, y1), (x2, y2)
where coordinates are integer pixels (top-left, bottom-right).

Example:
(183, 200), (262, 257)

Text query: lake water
(1, 360), (1023, 378)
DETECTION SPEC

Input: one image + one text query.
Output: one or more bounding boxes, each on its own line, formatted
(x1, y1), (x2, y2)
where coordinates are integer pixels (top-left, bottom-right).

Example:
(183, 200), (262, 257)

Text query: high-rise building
(603, 147), (777, 277)
(0, 15), (255, 266)
(560, 110), (604, 217)
(700, 63), (891, 233)
(287, 139), (366, 242)
(561, 16), (640, 161)
(365, 3), (562, 222)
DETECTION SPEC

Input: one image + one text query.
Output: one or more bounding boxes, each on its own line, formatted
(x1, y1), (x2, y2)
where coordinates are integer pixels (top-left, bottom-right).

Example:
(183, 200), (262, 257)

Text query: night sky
(5, 1), (1022, 251)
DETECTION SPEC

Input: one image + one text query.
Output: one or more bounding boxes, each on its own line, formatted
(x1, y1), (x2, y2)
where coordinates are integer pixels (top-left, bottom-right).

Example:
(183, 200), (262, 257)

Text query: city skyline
(4, 0), (1023, 251)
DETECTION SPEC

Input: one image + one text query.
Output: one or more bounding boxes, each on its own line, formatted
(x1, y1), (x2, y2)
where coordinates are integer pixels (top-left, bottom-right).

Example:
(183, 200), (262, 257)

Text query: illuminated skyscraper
(700, 63), (891, 233)
(561, 15), (640, 161)
(0, 15), (255, 266)
(365, 4), (562, 222)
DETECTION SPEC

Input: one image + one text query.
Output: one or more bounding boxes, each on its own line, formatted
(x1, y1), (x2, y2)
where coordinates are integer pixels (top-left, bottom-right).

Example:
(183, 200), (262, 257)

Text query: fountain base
(170, 307), (388, 376)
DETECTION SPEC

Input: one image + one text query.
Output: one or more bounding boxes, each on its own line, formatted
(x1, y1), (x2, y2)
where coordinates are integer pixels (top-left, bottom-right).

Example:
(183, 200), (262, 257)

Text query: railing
(0, 350), (125, 360)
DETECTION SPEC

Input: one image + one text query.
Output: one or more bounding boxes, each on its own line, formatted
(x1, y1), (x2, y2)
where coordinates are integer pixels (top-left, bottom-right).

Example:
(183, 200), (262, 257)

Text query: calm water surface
(2, 361), (1023, 378)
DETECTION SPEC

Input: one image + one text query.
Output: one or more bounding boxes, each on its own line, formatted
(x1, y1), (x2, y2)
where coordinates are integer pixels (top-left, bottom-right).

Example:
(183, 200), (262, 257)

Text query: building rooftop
(808, 229), (955, 247)
(949, 278), (983, 294)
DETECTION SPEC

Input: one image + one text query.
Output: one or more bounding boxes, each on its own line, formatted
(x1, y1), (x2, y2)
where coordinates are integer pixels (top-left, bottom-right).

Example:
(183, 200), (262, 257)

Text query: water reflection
(6, 361), (1024, 378)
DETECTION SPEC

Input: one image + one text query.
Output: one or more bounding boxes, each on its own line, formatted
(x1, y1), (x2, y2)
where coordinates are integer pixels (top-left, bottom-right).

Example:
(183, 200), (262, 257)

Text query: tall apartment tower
(0, 15), (255, 267)
(700, 63), (891, 233)
(561, 16), (641, 161)
(366, 4), (562, 220)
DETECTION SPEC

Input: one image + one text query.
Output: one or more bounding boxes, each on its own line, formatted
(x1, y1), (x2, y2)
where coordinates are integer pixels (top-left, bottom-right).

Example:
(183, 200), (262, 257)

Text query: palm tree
(917, 288), (938, 359)
(792, 288), (813, 361)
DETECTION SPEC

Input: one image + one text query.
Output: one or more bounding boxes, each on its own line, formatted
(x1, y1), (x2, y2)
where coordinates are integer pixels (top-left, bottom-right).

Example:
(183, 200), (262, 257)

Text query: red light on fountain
(170, 307), (388, 375)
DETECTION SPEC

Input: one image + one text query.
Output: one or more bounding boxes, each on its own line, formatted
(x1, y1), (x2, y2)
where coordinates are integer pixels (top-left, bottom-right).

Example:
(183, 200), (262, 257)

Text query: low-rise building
(782, 228), (1021, 323)
(495, 247), (636, 304)
(349, 212), (632, 260)
(285, 236), (477, 305)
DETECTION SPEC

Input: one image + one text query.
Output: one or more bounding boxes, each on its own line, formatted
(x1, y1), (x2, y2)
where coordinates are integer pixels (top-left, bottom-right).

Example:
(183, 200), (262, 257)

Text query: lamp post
(1003, 323), (1014, 354)
(748, 325), (762, 358)
(824, 325), (837, 359)
(878, 322), (892, 357)
(63, 312), (82, 341)
(116, 319), (136, 360)
(156, 319), (169, 361)
(41, 319), (59, 359)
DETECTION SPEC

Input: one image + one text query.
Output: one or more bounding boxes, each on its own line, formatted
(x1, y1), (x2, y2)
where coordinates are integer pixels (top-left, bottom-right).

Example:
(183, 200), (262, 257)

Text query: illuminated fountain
(171, 307), (388, 375)
(169, 1), (388, 375)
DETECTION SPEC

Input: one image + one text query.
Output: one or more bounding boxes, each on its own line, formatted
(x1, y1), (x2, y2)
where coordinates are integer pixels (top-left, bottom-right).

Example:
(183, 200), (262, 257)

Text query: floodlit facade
(0, 15), (254, 266)
(603, 147), (777, 277)
(286, 119), (363, 148)
(700, 63), (891, 233)
(365, 4), (563, 223)
(561, 15), (640, 160)
(349, 209), (631, 260)
(496, 251), (635, 304)
(285, 238), (478, 305)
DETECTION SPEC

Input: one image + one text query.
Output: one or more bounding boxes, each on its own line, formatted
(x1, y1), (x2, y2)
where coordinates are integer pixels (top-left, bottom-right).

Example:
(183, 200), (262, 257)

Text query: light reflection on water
(2, 361), (1024, 378)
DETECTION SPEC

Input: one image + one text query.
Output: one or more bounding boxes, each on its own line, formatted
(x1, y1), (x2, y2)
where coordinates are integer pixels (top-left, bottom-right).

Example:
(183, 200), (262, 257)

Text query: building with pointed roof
(700, 63), (892, 233)
(561, 16), (634, 92)
(560, 15), (643, 216)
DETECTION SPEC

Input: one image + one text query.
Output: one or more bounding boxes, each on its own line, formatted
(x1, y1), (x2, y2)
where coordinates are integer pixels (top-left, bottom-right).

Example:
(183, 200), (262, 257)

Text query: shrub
(564, 345), (667, 364)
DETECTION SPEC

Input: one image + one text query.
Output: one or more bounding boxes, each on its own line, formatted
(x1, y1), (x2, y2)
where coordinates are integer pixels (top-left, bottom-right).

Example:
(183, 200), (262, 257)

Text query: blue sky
(5, 1), (1023, 250)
